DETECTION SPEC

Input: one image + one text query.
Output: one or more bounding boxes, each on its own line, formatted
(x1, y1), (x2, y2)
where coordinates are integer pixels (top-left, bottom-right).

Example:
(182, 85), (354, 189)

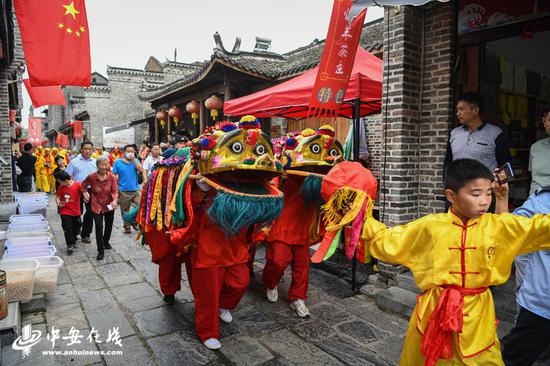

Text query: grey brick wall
(0, 7), (25, 202)
(373, 3), (455, 227)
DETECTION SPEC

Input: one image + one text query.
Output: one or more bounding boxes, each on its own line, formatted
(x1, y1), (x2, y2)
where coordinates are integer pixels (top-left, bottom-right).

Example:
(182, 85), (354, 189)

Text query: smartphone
(495, 162), (514, 185)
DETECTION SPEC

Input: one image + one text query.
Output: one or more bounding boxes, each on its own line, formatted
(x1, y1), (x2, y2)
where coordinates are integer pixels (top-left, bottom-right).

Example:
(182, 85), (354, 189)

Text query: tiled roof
(141, 18), (383, 102)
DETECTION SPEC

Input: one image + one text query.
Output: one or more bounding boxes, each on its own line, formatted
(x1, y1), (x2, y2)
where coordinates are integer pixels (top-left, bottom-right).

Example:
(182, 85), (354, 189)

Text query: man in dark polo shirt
(444, 92), (510, 174)
(16, 143), (37, 192)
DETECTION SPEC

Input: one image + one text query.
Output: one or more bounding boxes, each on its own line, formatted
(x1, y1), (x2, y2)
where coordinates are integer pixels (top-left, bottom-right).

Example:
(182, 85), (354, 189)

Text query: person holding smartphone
(82, 156), (119, 260)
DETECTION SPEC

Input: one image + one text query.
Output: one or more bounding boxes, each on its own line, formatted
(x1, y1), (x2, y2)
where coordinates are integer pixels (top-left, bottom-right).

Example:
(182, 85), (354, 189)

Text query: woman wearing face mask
(112, 144), (144, 234)
(82, 156), (119, 260)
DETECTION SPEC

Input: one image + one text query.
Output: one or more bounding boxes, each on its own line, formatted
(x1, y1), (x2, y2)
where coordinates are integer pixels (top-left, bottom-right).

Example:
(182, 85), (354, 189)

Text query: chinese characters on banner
(28, 117), (42, 145)
(56, 132), (70, 148)
(309, 0), (368, 117)
(73, 120), (83, 139)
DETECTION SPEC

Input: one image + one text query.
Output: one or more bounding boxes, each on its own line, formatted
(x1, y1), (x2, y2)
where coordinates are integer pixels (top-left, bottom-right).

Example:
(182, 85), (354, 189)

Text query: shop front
(457, 1), (550, 209)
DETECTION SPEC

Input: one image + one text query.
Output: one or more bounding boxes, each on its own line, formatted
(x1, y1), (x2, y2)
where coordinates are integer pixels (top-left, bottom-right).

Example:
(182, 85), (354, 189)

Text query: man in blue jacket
(501, 187), (550, 365)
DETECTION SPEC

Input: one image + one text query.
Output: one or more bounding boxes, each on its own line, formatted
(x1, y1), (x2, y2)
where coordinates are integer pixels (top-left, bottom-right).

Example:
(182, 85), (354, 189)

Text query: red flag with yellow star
(14, 0), (91, 87)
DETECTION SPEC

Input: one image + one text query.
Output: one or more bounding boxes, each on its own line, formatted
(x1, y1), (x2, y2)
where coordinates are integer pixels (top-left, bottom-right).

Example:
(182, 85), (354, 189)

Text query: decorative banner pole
(309, 0), (368, 119)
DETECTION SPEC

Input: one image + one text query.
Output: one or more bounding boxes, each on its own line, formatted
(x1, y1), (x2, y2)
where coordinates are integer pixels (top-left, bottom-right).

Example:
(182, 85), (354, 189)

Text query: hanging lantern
(186, 100), (200, 125)
(168, 106), (183, 127)
(156, 110), (167, 128)
(205, 95), (223, 121)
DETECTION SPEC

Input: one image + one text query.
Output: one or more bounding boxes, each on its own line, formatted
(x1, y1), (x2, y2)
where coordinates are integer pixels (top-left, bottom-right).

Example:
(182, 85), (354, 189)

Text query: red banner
(28, 117), (42, 145)
(309, 0), (368, 117)
(73, 120), (83, 139)
(56, 133), (70, 148)
(9, 110), (16, 123)
(23, 79), (66, 108)
(14, 0), (91, 86)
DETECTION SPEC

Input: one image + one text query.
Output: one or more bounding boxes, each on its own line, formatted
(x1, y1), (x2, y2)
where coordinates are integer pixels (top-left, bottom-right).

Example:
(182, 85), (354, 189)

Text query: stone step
(396, 271), (420, 294)
(375, 286), (416, 319)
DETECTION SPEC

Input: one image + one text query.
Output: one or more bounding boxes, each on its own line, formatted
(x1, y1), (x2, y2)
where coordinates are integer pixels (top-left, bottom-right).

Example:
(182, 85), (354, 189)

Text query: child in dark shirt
(55, 171), (83, 255)
(53, 155), (66, 191)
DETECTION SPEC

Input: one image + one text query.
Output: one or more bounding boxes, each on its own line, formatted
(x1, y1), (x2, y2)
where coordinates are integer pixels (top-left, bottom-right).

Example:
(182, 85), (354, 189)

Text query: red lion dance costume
(137, 116), (284, 350)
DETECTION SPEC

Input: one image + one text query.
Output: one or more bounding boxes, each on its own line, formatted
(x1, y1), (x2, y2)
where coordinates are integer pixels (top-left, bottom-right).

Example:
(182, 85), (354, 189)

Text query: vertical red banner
(28, 117), (43, 145)
(309, 0), (368, 117)
(73, 120), (83, 139)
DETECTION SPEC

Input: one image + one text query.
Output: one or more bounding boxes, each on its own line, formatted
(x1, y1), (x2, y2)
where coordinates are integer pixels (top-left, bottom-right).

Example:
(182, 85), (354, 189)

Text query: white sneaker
(219, 308), (232, 323)
(289, 299), (310, 318)
(266, 288), (278, 303)
(203, 338), (221, 350)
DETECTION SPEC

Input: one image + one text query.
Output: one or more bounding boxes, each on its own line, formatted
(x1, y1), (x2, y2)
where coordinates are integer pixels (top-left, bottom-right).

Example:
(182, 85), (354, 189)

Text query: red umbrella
(224, 46), (382, 119)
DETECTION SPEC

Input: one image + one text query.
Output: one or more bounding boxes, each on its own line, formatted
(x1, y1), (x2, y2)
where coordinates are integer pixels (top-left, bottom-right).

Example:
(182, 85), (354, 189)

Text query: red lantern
(186, 100), (200, 125)
(168, 106), (183, 127)
(156, 110), (167, 128)
(205, 95), (222, 121)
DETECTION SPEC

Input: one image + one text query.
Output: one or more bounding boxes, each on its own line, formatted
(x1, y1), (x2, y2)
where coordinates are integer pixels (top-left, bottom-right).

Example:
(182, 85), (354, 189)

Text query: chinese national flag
(23, 79), (66, 108)
(14, 0), (91, 87)
(309, 0), (368, 117)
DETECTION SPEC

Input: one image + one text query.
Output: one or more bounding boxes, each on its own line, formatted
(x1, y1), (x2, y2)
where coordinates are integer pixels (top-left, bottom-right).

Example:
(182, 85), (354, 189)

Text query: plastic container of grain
(33, 256), (63, 294)
(4, 237), (51, 248)
(0, 259), (39, 302)
(9, 214), (45, 222)
(8, 222), (50, 232)
(3, 246), (57, 259)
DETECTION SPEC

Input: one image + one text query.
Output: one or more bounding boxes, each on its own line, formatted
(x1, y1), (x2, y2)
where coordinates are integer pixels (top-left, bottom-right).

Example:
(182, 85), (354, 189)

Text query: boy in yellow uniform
(361, 159), (550, 366)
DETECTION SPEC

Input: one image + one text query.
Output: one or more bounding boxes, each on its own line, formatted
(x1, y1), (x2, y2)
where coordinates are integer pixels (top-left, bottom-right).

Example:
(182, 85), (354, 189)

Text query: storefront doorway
(458, 1), (550, 209)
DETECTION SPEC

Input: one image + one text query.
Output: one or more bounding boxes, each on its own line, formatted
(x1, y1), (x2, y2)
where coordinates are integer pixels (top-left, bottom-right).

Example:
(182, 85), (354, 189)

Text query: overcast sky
(22, 1), (384, 127)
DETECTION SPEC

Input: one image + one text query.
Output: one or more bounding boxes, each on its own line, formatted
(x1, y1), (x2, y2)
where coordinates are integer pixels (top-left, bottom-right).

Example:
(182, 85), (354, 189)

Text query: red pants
(191, 263), (249, 341)
(157, 247), (193, 296)
(262, 241), (310, 300)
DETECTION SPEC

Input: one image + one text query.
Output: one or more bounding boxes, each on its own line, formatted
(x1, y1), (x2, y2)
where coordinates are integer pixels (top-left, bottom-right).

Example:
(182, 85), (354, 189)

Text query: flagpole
(351, 97), (360, 292)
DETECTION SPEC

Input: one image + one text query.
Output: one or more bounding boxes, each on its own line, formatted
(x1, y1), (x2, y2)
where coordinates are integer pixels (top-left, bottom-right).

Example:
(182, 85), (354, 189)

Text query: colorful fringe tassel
(207, 191), (283, 238)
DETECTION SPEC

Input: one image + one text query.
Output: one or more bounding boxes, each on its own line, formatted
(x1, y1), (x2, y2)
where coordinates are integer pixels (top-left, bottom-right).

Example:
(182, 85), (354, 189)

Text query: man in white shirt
(142, 144), (163, 173)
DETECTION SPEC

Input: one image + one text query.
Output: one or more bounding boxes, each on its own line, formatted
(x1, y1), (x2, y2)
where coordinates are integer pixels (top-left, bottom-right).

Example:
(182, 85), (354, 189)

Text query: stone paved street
(1, 201), (410, 366)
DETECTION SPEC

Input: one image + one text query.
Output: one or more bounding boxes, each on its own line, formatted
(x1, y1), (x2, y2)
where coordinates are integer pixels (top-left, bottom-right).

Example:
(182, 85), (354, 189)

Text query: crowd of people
(13, 135), (190, 261)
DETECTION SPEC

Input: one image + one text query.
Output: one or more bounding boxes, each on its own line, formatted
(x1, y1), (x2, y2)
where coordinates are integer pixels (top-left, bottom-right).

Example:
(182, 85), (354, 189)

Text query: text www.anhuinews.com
(42, 350), (123, 356)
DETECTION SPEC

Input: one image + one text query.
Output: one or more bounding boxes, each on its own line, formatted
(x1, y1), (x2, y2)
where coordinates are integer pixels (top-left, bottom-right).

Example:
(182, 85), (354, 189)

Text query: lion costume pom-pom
(311, 161), (378, 264)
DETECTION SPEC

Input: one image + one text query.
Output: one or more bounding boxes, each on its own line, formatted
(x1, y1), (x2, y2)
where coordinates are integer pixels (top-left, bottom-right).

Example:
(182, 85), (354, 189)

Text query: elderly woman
(82, 156), (118, 260)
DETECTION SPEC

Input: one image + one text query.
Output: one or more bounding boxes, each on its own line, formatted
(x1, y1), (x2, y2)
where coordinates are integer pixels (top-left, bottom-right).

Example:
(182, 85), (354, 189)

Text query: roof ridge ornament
(213, 32), (226, 52)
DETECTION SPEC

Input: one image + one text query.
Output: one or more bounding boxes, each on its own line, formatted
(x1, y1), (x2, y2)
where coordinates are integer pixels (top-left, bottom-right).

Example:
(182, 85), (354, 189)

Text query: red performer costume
(263, 176), (315, 301)
(190, 197), (251, 342)
(261, 125), (343, 317)
(173, 116), (284, 350)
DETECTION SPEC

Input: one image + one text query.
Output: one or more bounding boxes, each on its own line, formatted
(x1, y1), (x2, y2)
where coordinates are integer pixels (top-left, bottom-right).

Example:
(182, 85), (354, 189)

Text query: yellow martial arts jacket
(361, 210), (550, 364)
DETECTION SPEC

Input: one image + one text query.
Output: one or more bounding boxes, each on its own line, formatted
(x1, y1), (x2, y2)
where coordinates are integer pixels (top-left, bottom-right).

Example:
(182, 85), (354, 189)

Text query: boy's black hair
(54, 155), (65, 164)
(123, 144), (135, 152)
(56, 170), (71, 182)
(445, 159), (493, 192)
(81, 141), (93, 149)
(457, 91), (484, 116)
(23, 143), (33, 152)
(543, 107), (550, 118)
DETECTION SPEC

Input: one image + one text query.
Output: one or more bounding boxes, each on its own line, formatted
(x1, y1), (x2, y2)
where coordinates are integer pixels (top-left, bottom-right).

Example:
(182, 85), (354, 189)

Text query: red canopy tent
(224, 46), (383, 119)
